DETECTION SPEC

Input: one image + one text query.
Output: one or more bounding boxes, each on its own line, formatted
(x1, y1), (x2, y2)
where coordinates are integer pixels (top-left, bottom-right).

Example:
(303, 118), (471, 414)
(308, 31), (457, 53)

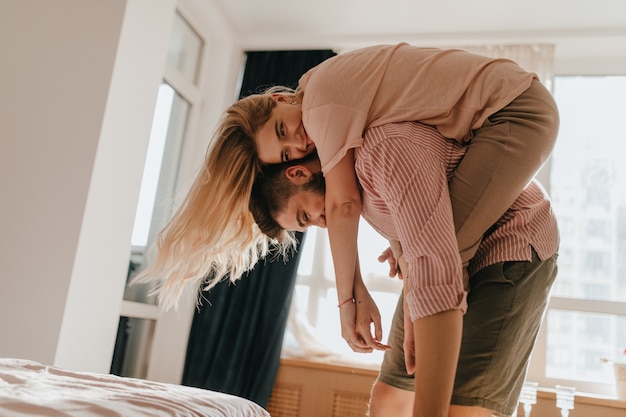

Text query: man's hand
(355, 289), (391, 351)
(378, 247), (399, 278)
(378, 240), (405, 279)
(339, 301), (374, 352)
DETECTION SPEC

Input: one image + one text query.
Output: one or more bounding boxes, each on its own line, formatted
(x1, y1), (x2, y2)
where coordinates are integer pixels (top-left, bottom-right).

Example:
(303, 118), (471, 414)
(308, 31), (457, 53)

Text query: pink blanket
(0, 358), (270, 416)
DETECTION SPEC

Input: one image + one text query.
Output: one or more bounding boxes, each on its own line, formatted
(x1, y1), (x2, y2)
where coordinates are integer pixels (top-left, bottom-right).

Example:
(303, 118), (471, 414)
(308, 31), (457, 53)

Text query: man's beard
(304, 172), (325, 195)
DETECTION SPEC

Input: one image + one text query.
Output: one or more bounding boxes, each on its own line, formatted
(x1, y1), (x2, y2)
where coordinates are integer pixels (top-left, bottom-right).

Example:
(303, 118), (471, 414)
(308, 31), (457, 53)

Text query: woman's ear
(285, 165), (312, 185)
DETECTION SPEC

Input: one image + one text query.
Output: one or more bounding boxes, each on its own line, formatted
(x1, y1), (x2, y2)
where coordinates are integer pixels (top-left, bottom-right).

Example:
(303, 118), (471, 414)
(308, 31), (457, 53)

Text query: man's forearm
(411, 309), (463, 417)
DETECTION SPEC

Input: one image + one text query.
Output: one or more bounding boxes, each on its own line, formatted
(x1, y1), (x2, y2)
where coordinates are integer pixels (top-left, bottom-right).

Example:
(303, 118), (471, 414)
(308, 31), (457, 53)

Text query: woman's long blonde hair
(132, 86), (300, 310)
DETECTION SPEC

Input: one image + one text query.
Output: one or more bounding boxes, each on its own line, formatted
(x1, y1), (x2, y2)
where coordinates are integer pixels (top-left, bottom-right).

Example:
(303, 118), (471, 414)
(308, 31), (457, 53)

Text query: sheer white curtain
(283, 44), (556, 368)
(461, 44), (555, 90)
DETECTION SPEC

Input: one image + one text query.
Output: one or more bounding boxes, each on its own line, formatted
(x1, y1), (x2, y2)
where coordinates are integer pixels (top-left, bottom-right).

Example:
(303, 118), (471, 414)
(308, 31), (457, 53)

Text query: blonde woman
(135, 44), (559, 350)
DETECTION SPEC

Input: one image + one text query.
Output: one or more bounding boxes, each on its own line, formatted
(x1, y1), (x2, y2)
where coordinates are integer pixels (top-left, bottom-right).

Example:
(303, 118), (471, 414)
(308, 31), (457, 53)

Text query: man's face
(275, 173), (326, 232)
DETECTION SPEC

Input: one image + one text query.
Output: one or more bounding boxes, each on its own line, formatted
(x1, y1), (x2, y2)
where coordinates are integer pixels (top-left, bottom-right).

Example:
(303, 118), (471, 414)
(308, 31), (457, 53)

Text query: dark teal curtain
(181, 49), (336, 407)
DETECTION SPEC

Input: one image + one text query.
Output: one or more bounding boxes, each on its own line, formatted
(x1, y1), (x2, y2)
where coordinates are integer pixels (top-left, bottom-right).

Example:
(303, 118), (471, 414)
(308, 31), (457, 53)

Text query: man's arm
(389, 161), (465, 417)
(412, 309), (463, 417)
(357, 124), (467, 417)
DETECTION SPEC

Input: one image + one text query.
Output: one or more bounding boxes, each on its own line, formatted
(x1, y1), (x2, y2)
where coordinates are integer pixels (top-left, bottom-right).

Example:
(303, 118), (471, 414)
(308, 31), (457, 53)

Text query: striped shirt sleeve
(356, 122), (467, 321)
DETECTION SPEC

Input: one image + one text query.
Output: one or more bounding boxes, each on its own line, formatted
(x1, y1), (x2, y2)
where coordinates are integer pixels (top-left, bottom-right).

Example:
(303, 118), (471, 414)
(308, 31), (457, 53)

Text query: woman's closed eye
(280, 123), (291, 162)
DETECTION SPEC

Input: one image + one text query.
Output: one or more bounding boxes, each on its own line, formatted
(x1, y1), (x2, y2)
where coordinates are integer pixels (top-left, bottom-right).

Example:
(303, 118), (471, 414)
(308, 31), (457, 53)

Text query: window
(527, 75), (626, 396)
(112, 10), (205, 378)
(130, 11), (203, 257)
(130, 83), (190, 250)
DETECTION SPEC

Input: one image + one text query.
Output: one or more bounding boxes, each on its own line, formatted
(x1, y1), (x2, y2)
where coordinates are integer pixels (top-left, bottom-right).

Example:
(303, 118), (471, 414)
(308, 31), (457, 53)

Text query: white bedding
(0, 358), (271, 417)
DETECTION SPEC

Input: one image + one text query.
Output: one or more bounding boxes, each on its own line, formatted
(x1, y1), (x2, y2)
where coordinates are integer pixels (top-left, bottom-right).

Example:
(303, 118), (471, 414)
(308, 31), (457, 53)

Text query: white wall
(0, 0), (176, 373)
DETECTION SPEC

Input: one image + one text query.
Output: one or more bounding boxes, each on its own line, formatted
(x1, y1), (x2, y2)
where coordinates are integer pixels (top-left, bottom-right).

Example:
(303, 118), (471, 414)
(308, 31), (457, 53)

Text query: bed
(0, 358), (271, 416)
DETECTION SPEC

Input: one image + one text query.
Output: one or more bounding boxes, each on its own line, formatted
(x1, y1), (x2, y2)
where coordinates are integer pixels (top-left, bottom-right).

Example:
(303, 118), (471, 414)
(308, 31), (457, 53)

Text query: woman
(135, 43), (559, 340)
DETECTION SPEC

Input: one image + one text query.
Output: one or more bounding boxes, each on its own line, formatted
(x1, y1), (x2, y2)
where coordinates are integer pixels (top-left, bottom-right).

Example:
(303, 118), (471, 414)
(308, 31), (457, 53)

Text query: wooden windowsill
(536, 387), (626, 410)
(279, 357), (626, 411)
(279, 357), (380, 377)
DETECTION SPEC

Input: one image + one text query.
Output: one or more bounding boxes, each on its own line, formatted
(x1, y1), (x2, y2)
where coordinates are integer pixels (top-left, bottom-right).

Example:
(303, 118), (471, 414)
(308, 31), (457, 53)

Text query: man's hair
(250, 151), (322, 239)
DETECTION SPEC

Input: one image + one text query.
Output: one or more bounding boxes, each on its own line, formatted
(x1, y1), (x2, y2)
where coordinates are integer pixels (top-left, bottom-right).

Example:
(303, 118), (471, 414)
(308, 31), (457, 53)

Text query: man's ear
(284, 165), (312, 185)
(270, 93), (289, 103)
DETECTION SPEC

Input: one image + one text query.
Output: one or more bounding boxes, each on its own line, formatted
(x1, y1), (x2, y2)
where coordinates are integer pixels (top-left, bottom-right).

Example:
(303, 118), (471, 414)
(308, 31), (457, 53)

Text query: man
(250, 121), (559, 417)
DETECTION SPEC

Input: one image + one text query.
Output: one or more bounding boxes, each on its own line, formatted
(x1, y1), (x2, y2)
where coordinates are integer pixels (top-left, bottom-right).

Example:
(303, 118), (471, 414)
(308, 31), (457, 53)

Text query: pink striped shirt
(355, 122), (559, 321)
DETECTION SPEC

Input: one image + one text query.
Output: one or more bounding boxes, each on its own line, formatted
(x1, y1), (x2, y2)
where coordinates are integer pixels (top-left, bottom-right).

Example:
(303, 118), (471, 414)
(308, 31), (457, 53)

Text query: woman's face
(254, 95), (315, 164)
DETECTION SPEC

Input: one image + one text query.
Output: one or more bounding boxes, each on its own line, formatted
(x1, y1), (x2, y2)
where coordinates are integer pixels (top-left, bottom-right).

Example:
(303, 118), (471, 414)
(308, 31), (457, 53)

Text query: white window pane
(130, 85), (190, 248)
(131, 84), (175, 247)
(546, 310), (625, 390)
(293, 284), (310, 314)
(167, 12), (203, 84)
(358, 220), (396, 281)
(296, 229), (317, 276)
(550, 76), (626, 303)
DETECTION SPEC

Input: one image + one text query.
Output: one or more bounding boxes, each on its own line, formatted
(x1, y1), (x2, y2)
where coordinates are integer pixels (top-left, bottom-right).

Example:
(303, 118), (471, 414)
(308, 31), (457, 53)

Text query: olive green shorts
(377, 249), (558, 417)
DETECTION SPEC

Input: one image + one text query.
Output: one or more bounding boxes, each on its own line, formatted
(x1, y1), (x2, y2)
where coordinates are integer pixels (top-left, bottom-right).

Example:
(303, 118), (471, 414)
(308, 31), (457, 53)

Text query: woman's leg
(450, 79), (559, 264)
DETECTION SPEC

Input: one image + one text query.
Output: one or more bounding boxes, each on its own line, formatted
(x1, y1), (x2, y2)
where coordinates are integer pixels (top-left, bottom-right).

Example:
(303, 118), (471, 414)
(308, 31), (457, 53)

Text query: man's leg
(370, 293), (415, 417)
(371, 293), (493, 417)
(452, 249), (558, 417)
(369, 381), (413, 417)
(449, 405), (493, 417)
(373, 249), (557, 417)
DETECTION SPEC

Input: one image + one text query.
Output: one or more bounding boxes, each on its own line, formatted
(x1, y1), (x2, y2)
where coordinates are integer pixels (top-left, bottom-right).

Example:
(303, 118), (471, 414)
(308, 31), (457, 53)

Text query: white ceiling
(208, 0), (626, 66)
